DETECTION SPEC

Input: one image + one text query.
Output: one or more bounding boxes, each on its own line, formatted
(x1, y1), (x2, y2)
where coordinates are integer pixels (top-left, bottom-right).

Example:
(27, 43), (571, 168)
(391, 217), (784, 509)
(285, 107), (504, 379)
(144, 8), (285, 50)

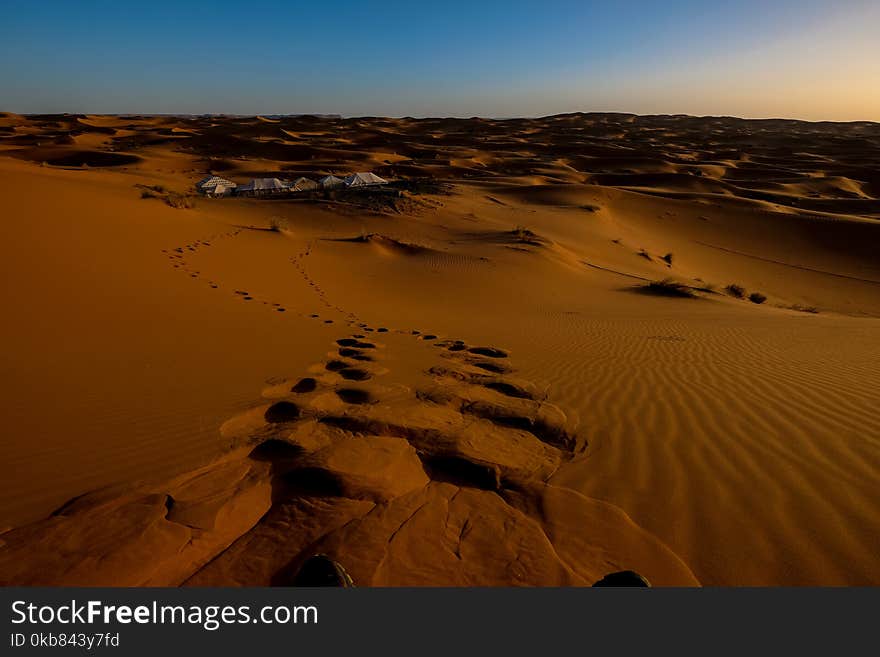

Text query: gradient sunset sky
(1, 0), (877, 121)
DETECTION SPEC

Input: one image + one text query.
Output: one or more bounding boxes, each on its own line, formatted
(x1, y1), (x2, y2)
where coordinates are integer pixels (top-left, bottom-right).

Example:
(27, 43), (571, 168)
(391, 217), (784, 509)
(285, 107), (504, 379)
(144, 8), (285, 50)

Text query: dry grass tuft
(511, 225), (544, 246)
(725, 284), (746, 298)
(749, 292), (767, 304)
(643, 279), (698, 298)
(137, 183), (195, 209)
(164, 192), (195, 209)
(513, 225), (534, 241)
(268, 216), (287, 232)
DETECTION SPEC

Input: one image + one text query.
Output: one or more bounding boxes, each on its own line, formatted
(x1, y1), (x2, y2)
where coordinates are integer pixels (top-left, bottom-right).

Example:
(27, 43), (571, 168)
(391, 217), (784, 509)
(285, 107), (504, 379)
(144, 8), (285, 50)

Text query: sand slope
(1, 112), (878, 585)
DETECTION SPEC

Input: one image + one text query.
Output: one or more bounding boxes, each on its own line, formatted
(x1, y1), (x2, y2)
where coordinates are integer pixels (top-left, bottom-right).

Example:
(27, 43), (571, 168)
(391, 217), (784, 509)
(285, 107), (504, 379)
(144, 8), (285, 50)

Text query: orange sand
(0, 112), (878, 586)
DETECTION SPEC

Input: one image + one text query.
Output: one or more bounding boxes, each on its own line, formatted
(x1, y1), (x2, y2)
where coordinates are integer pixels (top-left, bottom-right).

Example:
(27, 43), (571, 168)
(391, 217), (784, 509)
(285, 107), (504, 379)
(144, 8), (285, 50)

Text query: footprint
(468, 347), (508, 358)
(291, 378), (318, 393)
(335, 388), (373, 405)
(470, 361), (508, 374)
(339, 368), (371, 381)
(339, 348), (373, 361)
(484, 381), (533, 399)
(264, 401), (300, 423)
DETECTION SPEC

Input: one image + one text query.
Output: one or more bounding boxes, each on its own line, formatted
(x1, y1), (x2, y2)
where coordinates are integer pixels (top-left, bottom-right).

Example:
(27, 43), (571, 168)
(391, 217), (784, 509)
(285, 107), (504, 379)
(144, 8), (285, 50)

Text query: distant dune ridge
(0, 111), (878, 586)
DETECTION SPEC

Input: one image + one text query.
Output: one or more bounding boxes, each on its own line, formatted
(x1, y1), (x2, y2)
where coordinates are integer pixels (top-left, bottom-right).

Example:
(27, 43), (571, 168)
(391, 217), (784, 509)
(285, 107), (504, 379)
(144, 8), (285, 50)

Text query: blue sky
(1, 0), (877, 120)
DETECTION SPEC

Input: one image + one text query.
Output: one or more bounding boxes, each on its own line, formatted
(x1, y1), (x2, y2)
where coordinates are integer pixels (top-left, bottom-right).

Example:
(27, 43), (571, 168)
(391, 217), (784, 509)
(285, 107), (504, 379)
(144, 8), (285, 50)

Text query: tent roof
(239, 177), (288, 191)
(291, 177), (319, 191)
(344, 172), (387, 186)
(319, 175), (345, 188)
(197, 175), (236, 189)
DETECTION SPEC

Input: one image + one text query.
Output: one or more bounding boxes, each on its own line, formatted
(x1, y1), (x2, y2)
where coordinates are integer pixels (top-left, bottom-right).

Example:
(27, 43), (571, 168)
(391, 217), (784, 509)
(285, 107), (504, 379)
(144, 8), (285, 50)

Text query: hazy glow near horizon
(1, 0), (878, 121)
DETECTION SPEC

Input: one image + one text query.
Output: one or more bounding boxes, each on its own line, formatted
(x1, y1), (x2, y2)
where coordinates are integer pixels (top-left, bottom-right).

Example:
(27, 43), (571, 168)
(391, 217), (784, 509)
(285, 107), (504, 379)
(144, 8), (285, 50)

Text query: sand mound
(490, 183), (606, 209)
(334, 233), (434, 256)
(12, 148), (142, 167)
(0, 112), (25, 127)
(588, 172), (734, 195)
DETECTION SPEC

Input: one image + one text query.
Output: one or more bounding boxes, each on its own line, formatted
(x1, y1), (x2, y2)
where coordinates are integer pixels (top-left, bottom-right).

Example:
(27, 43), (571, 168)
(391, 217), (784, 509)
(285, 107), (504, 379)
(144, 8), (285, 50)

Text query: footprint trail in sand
(0, 323), (698, 587)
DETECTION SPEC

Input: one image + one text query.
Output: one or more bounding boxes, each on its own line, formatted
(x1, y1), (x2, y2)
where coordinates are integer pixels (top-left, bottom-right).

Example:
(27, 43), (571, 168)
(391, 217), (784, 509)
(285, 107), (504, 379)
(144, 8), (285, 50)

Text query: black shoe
(292, 554), (355, 587)
(592, 570), (651, 587)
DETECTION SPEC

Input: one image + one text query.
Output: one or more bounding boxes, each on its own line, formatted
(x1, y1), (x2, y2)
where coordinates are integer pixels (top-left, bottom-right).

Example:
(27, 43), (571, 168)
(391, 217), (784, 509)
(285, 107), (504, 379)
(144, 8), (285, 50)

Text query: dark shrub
(725, 284), (746, 298)
(749, 292), (767, 304)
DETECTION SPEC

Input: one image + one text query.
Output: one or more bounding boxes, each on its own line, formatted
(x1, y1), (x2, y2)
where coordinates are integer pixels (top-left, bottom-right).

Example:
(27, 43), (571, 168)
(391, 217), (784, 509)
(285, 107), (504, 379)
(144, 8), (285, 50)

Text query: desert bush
(661, 252), (674, 265)
(644, 279), (697, 298)
(638, 248), (652, 260)
(137, 184), (166, 199)
(749, 292), (767, 304)
(165, 193), (195, 209)
(725, 284), (746, 298)
(513, 225), (531, 240)
(268, 216), (287, 232)
(790, 304), (819, 314)
(511, 225), (543, 245)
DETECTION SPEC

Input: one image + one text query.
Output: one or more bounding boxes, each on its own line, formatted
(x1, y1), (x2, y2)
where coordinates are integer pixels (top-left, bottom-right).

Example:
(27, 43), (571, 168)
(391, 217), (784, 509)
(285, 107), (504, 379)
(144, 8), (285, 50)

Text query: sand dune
(0, 112), (878, 586)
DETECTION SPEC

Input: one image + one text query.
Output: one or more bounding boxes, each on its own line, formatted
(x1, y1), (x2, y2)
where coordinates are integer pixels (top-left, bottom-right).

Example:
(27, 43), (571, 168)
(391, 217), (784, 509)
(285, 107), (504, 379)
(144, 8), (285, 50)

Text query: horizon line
(4, 109), (879, 126)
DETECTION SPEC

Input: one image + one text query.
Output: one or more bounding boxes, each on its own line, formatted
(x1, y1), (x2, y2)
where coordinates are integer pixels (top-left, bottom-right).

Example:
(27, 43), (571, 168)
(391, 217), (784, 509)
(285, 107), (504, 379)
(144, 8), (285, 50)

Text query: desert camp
(198, 171), (387, 197)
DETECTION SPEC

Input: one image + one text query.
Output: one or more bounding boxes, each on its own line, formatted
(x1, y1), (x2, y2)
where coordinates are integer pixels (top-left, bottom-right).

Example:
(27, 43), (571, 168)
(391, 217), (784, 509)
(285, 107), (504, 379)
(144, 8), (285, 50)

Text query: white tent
(319, 175), (345, 189)
(196, 175), (237, 196)
(344, 172), (387, 187)
(291, 177), (319, 192)
(237, 178), (289, 195)
(209, 183), (235, 197)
